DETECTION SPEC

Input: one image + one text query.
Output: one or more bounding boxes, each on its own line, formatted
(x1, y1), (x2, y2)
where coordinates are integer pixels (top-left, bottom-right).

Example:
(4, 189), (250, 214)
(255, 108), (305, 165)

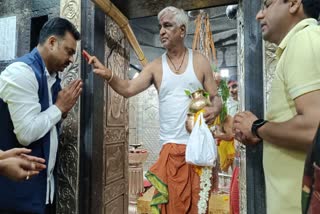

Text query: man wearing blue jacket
(0, 17), (82, 214)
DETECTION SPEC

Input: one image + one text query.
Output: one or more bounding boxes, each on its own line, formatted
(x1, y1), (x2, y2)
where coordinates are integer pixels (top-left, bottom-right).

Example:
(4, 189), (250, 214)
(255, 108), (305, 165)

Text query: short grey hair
(158, 6), (189, 35)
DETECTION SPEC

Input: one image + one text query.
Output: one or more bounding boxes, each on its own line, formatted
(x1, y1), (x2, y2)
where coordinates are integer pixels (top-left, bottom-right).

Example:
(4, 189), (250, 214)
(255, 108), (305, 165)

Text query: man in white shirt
(0, 17), (82, 214)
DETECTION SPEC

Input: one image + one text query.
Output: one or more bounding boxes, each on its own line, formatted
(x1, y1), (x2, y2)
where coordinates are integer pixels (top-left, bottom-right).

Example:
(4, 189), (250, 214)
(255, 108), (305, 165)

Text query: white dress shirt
(0, 61), (62, 204)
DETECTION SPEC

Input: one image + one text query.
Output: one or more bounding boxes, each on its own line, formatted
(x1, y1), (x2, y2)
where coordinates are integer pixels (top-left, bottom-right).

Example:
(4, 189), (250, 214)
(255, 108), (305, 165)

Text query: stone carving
(61, 0), (80, 29)
(58, 0), (81, 213)
(104, 16), (129, 214)
(56, 140), (78, 214)
(237, 3), (247, 214)
(105, 179), (126, 203)
(105, 128), (126, 144)
(105, 196), (125, 214)
(108, 20), (124, 43)
(264, 42), (277, 108)
(105, 18), (128, 126)
(106, 144), (125, 181)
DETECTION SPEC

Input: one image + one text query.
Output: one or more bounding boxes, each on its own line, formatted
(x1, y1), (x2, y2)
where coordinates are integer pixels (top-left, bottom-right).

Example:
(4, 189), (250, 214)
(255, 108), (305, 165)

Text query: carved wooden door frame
(238, 1), (266, 214)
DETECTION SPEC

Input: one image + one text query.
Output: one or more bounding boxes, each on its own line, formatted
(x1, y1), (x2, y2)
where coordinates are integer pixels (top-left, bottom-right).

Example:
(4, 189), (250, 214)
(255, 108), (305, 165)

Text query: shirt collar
(276, 18), (318, 59)
(45, 67), (57, 79)
(34, 47), (57, 79)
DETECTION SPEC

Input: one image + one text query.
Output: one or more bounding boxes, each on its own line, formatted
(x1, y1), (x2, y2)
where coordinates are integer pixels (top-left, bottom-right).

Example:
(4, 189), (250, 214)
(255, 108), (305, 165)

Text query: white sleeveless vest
(159, 49), (203, 145)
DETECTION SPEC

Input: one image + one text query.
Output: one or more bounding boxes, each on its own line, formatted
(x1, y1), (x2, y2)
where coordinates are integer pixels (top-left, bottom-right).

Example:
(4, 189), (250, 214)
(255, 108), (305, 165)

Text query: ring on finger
(26, 171), (30, 180)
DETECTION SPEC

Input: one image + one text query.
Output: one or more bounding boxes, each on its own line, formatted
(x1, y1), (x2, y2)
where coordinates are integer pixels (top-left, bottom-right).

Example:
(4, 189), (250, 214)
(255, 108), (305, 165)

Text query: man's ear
(180, 25), (186, 37)
(289, 0), (302, 14)
(47, 36), (57, 50)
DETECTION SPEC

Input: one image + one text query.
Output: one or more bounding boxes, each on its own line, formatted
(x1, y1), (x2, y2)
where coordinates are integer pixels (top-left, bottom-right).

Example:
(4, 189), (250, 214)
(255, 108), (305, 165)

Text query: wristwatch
(251, 119), (268, 139)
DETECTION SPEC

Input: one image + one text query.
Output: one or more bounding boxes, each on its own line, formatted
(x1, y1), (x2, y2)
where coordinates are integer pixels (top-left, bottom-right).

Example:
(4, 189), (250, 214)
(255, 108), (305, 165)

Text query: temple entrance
(55, 0), (266, 213)
(0, 0), (267, 213)
(127, 5), (239, 214)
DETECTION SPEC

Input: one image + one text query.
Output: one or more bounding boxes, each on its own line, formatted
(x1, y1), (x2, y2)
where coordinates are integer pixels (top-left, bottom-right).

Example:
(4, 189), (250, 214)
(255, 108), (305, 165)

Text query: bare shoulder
(193, 51), (210, 63)
(192, 50), (211, 71)
(192, 50), (212, 79)
(142, 56), (162, 74)
(136, 56), (163, 90)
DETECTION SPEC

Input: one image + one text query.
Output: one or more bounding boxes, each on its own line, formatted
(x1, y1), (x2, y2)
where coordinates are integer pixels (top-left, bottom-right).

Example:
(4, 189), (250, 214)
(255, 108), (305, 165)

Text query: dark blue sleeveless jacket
(0, 48), (61, 213)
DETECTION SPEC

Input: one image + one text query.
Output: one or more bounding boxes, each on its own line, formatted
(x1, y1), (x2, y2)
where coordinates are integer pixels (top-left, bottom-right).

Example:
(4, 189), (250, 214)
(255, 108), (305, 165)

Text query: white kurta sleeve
(0, 62), (62, 146)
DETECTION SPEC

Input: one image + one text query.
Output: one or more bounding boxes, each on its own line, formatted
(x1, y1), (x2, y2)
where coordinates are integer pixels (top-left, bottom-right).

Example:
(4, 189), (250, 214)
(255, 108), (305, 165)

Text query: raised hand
(55, 79), (83, 114)
(83, 50), (113, 80)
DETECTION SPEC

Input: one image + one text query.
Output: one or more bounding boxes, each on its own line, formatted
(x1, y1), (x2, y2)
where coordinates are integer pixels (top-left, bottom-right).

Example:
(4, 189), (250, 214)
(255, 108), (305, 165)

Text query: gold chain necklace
(167, 48), (187, 73)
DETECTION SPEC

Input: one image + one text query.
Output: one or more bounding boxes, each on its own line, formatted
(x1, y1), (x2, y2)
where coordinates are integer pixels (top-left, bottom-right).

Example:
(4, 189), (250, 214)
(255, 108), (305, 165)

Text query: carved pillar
(103, 16), (129, 214)
(264, 42), (277, 108)
(57, 0), (81, 213)
(236, 3), (247, 214)
(239, 0), (266, 213)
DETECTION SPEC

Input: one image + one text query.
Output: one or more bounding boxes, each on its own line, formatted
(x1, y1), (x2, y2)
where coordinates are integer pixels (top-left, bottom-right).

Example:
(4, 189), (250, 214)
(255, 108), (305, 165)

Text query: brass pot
(185, 113), (195, 133)
(189, 89), (210, 113)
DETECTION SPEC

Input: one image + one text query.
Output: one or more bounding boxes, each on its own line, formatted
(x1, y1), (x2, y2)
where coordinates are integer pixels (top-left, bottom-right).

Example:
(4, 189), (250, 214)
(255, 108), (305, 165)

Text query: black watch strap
(251, 119), (268, 139)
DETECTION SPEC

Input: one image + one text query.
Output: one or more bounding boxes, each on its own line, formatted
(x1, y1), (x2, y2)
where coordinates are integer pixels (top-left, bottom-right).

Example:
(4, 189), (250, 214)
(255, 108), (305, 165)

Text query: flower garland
(184, 89), (215, 213)
(197, 166), (213, 214)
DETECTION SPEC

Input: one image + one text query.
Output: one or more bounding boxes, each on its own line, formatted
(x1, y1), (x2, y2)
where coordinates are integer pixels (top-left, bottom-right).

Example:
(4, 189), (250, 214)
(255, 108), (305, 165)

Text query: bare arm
(0, 63), (67, 146)
(214, 116), (234, 141)
(234, 90), (320, 151)
(85, 50), (155, 98)
(258, 90), (320, 151)
(194, 52), (222, 124)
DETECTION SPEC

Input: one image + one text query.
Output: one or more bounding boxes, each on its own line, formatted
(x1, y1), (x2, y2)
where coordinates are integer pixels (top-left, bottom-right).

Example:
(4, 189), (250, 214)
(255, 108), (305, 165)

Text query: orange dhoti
(145, 143), (201, 214)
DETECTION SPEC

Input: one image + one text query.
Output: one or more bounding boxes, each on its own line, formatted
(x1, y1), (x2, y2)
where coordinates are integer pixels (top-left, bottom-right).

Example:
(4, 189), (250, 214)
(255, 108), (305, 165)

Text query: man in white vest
(86, 6), (222, 213)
